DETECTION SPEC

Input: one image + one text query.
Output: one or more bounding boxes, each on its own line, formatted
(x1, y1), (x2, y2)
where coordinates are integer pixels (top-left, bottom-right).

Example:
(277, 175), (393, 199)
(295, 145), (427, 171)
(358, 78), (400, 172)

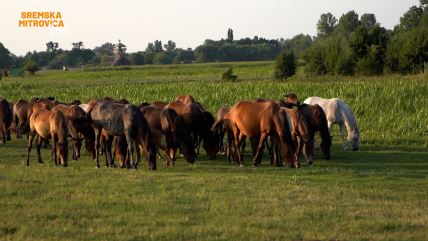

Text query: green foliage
(336, 11), (359, 36)
(274, 51), (296, 79)
(129, 52), (145, 65)
(355, 45), (384, 75)
(221, 67), (238, 81)
(316, 13), (337, 37)
(153, 52), (173, 65)
(23, 59), (40, 75)
(0, 42), (12, 69)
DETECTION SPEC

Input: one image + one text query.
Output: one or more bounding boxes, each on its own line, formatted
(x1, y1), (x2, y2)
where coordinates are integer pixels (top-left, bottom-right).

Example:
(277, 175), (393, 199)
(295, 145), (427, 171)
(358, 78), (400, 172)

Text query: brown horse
(283, 93), (300, 108)
(280, 107), (314, 165)
(52, 104), (88, 160)
(175, 95), (195, 104)
(26, 110), (69, 166)
(166, 100), (219, 162)
(224, 101), (297, 167)
(140, 105), (175, 167)
(211, 106), (237, 163)
(90, 101), (157, 170)
(297, 104), (332, 160)
(12, 100), (34, 138)
(0, 98), (12, 143)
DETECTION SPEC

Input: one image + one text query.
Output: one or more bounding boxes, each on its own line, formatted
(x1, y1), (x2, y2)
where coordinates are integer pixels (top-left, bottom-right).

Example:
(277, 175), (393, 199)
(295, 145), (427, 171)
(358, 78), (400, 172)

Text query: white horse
(303, 97), (360, 151)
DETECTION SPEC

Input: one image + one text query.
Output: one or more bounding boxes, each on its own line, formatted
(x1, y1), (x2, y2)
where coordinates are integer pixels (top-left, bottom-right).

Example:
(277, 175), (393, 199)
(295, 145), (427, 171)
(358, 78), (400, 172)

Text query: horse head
(349, 128), (360, 151)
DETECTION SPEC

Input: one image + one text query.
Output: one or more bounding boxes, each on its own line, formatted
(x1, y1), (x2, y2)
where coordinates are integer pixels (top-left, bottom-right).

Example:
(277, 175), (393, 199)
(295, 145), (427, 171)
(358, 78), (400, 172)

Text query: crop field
(0, 62), (427, 240)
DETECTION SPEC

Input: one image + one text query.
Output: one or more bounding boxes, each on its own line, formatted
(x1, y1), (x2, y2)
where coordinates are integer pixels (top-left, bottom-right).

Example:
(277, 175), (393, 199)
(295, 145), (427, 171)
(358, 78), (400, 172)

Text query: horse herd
(0, 94), (360, 170)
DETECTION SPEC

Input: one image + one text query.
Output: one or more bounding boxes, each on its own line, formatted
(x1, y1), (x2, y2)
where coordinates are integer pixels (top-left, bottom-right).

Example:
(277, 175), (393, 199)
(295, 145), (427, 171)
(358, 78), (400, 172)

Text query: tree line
(0, 1), (427, 76)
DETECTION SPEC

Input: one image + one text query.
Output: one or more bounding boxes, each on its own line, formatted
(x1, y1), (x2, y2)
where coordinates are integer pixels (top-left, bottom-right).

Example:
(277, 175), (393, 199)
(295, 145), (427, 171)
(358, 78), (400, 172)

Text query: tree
(337, 11), (360, 36)
(227, 28), (234, 42)
(317, 13), (337, 37)
(24, 59), (40, 75)
(154, 40), (163, 53)
(72, 41), (84, 50)
(46, 41), (59, 52)
(274, 51), (296, 79)
(93, 42), (114, 56)
(163, 40), (176, 52)
(130, 52), (145, 65)
(0, 43), (13, 70)
(360, 14), (378, 28)
(399, 6), (423, 31)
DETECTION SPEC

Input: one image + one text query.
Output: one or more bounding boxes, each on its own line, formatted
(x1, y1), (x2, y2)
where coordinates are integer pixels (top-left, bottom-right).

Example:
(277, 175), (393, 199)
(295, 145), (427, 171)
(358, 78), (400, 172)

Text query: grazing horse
(283, 93), (300, 108)
(90, 101), (157, 170)
(0, 98), (12, 143)
(280, 107), (314, 165)
(26, 110), (69, 166)
(52, 104), (88, 160)
(304, 97), (360, 151)
(166, 100), (219, 162)
(212, 106), (239, 163)
(140, 105), (174, 167)
(224, 101), (297, 167)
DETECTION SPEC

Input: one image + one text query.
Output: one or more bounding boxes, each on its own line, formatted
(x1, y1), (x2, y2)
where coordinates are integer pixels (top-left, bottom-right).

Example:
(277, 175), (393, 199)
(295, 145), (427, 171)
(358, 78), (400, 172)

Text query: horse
(166, 100), (219, 162)
(12, 99), (34, 138)
(89, 101), (157, 170)
(139, 105), (174, 167)
(175, 95), (195, 104)
(283, 93), (300, 108)
(52, 104), (88, 160)
(26, 109), (69, 167)
(224, 101), (297, 167)
(212, 106), (241, 163)
(0, 98), (12, 143)
(304, 97), (360, 151)
(280, 107), (314, 165)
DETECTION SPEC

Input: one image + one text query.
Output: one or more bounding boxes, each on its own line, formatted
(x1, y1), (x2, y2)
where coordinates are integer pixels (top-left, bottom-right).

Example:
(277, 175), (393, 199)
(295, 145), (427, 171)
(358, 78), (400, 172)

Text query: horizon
(1, 0), (420, 56)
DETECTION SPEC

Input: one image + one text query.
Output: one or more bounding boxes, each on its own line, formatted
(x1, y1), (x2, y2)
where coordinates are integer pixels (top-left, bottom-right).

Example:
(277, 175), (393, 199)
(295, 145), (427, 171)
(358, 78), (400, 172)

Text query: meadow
(0, 62), (427, 240)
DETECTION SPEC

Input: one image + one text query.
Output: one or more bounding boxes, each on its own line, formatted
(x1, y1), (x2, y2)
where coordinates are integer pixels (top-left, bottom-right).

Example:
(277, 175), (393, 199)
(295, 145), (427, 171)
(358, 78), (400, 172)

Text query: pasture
(0, 62), (427, 240)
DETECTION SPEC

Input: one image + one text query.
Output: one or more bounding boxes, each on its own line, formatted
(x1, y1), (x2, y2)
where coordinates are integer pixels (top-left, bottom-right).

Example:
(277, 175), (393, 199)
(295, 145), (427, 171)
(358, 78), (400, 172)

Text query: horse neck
(340, 107), (358, 134)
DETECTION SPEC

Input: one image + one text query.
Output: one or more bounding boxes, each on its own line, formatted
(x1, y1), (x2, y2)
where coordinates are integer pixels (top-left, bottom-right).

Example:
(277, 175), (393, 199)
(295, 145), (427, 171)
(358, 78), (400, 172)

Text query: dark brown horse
(211, 106), (237, 163)
(224, 101), (297, 167)
(12, 100), (34, 138)
(89, 101), (157, 170)
(297, 104), (332, 160)
(0, 98), (12, 143)
(140, 105), (175, 167)
(26, 109), (69, 166)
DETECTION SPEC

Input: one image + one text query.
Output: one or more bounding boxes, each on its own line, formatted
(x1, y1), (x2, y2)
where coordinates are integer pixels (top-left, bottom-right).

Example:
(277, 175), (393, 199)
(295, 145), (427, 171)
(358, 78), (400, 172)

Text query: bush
(24, 60), (40, 75)
(222, 67), (238, 81)
(274, 51), (296, 79)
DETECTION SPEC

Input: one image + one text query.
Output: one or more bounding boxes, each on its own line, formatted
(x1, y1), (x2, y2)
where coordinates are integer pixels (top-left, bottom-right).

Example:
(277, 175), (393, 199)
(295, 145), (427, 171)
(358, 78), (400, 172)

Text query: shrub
(24, 60), (40, 75)
(274, 51), (296, 79)
(222, 67), (238, 81)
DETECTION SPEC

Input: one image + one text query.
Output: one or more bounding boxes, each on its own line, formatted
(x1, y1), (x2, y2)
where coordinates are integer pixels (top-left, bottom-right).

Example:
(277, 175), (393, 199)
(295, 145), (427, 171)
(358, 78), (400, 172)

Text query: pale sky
(0, 0), (420, 56)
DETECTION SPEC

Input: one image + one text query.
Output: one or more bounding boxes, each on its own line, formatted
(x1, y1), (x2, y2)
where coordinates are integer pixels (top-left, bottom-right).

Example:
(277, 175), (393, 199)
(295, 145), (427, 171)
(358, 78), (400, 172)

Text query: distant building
(113, 40), (130, 66)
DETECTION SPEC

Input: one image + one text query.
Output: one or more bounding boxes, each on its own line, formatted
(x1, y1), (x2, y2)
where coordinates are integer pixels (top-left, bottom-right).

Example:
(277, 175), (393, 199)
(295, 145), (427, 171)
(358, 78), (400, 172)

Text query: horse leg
(253, 133), (267, 167)
(125, 132), (136, 169)
(339, 124), (347, 150)
(51, 135), (58, 166)
(93, 128), (101, 168)
(36, 135), (45, 164)
(232, 126), (243, 166)
(26, 130), (36, 166)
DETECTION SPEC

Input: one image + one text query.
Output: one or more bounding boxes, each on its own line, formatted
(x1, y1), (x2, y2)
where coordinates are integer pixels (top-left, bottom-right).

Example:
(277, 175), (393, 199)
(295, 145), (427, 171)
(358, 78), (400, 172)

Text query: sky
(0, 0), (420, 56)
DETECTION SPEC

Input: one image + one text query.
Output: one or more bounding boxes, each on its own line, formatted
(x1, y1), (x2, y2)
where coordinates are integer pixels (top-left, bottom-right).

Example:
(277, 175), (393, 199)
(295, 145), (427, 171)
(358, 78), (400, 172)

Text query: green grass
(0, 62), (427, 240)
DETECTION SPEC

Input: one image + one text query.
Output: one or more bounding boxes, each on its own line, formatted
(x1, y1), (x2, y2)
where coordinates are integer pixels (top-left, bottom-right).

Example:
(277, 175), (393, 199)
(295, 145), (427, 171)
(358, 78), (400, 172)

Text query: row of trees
(303, 0), (428, 75)
(0, 1), (426, 76)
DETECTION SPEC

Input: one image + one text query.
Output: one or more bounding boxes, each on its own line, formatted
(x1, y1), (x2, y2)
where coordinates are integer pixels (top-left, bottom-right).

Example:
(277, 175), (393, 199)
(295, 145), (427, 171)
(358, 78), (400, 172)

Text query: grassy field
(0, 62), (427, 240)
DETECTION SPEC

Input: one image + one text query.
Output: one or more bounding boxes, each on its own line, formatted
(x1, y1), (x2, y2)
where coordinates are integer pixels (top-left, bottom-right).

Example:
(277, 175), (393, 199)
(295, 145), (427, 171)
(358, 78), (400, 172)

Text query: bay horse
(52, 104), (88, 160)
(89, 101), (157, 170)
(224, 101), (297, 167)
(0, 98), (12, 143)
(12, 99), (34, 138)
(166, 100), (219, 162)
(175, 95), (195, 104)
(140, 105), (174, 167)
(304, 97), (360, 151)
(211, 106), (239, 163)
(26, 109), (69, 166)
(280, 107), (314, 165)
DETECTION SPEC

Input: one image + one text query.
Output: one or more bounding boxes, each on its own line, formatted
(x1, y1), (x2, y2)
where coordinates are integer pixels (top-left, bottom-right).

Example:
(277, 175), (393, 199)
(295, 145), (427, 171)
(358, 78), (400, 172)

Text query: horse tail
(51, 111), (69, 145)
